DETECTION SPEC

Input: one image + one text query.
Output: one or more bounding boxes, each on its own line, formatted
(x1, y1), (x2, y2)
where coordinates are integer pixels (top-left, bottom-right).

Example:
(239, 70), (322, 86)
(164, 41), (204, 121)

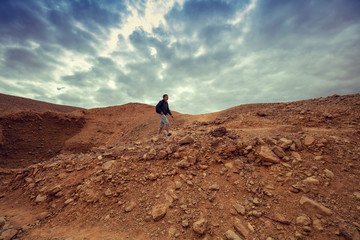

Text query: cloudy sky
(0, 0), (359, 114)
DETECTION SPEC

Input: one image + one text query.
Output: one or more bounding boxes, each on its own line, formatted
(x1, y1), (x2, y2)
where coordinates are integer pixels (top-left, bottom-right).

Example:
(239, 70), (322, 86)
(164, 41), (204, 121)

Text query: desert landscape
(0, 93), (359, 240)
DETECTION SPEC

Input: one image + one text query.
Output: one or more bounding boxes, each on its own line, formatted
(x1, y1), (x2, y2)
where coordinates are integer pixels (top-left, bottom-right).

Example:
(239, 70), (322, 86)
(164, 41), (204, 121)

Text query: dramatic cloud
(0, 0), (359, 114)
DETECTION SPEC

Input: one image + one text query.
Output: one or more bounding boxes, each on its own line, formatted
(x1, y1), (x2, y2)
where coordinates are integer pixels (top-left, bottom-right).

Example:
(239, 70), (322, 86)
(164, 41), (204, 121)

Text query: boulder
(304, 136), (316, 146)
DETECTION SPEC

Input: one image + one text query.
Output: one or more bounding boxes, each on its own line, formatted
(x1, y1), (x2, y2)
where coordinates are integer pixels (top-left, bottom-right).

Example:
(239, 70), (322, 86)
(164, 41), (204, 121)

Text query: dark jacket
(156, 100), (172, 116)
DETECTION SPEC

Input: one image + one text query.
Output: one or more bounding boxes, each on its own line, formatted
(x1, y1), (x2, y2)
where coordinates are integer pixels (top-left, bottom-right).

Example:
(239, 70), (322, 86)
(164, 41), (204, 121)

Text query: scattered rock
(0, 216), (5, 228)
(158, 150), (167, 159)
(313, 219), (324, 231)
(124, 200), (136, 212)
(211, 127), (227, 137)
(303, 177), (320, 185)
(176, 159), (190, 168)
(193, 218), (207, 235)
(280, 138), (293, 146)
(209, 184), (220, 191)
(272, 146), (286, 158)
(64, 198), (74, 205)
(175, 181), (182, 190)
(234, 218), (249, 238)
(224, 230), (242, 240)
(304, 136), (316, 146)
(299, 196), (332, 216)
(35, 194), (46, 203)
(258, 146), (280, 163)
(233, 204), (246, 215)
(179, 136), (194, 145)
(152, 204), (168, 221)
(102, 160), (115, 170)
(296, 215), (312, 226)
(354, 192), (360, 200)
(324, 169), (335, 178)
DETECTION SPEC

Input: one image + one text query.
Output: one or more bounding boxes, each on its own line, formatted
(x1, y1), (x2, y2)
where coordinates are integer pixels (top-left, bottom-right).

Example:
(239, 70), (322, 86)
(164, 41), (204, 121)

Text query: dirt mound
(0, 93), (359, 239)
(0, 93), (84, 116)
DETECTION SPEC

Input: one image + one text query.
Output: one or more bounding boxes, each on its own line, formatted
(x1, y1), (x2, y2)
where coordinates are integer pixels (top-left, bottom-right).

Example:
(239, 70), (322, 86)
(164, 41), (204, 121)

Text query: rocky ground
(0, 93), (359, 240)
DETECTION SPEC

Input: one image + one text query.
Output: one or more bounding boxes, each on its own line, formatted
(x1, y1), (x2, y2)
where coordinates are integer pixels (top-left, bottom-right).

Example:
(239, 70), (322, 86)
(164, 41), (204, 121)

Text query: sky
(0, 0), (359, 114)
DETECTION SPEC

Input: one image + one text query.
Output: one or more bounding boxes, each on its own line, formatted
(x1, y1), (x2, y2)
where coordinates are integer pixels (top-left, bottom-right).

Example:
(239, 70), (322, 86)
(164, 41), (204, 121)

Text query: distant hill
(0, 93), (84, 116)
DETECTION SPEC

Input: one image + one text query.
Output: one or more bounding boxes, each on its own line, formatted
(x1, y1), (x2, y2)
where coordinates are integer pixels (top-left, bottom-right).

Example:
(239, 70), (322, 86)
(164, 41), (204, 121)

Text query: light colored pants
(159, 114), (169, 128)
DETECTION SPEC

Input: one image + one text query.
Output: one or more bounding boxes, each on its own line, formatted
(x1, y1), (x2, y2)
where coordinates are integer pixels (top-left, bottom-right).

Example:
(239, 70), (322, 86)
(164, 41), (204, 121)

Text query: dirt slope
(0, 93), (84, 116)
(0, 94), (360, 240)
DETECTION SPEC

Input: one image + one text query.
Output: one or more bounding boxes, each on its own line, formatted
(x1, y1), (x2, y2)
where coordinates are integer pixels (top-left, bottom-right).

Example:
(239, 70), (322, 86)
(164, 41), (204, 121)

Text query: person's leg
(159, 114), (165, 135)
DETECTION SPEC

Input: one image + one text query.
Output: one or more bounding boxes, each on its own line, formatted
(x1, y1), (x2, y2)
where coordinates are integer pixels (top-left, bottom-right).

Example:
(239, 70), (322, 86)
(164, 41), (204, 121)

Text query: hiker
(156, 94), (174, 136)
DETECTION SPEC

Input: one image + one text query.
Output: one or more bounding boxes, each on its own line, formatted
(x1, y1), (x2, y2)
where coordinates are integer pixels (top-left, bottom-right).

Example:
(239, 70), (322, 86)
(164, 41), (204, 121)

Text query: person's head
(163, 94), (168, 101)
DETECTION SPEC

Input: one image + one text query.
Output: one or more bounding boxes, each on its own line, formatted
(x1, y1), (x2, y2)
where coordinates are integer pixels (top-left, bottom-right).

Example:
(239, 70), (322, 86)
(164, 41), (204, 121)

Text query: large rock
(299, 196), (332, 216)
(152, 204), (168, 221)
(211, 127), (227, 137)
(258, 146), (280, 163)
(193, 218), (207, 235)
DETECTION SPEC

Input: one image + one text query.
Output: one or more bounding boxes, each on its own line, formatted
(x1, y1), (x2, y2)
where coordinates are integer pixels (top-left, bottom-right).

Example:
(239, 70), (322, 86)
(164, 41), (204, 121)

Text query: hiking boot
(167, 133), (172, 136)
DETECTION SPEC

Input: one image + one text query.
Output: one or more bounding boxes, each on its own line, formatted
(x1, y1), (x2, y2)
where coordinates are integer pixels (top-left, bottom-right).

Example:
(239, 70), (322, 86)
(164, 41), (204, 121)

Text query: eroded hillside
(0, 94), (359, 240)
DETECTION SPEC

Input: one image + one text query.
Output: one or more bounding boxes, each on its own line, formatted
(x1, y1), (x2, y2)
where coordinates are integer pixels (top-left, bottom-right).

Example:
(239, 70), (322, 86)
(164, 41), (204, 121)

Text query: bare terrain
(0, 93), (359, 240)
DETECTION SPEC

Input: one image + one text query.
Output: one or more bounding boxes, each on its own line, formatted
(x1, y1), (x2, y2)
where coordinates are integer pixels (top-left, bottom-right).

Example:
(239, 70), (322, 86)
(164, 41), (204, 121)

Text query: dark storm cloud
(0, 0), (359, 114)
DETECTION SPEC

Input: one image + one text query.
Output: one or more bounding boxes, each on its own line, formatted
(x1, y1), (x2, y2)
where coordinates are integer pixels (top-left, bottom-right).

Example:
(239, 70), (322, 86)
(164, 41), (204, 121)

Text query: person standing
(156, 94), (173, 136)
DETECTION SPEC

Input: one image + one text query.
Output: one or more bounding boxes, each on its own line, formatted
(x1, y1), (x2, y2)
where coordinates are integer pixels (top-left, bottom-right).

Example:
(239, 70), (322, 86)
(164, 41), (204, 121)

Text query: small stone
(258, 146), (280, 163)
(324, 169), (334, 178)
(64, 198), (74, 205)
(299, 196), (332, 216)
(102, 160), (115, 170)
(313, 219), (324, 231)
(233, 204), (246, 215)
(315, 156), (324, 161)
(97, 155), (103, 160)
(158, 150), (167, 159)
(0, 216), (5, 228)
(303, 177), (320, 185)
(354, 192), (360, 200)
(272, 146), (286, 158)
(292, 152), (302, 161)
(234, 218), (249, 238)
(211, 127), (227, 137)
(209, 184), (220, 191)
(175, 181), (182, 190)
(296, 215), (312, 226)
(35, 194), (46, 203)
(304, 136), (316, 146)
(193, 218), (207, 235)
(176, 159), (190, 168)
(182, 219), (189, 228)
(105, 188), (112, 197)
(224, 230), (242, 240)
(280, 138), (293, 146)
(251, 210), (262, 218)
(179, 136), (195, 145)
(152, 204), (168, 221)
(124, 200), (136, 212)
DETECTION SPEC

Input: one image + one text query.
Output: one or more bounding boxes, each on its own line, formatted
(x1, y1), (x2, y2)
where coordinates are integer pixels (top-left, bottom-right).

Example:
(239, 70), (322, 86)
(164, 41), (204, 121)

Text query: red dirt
(0, 93), (360, 240)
